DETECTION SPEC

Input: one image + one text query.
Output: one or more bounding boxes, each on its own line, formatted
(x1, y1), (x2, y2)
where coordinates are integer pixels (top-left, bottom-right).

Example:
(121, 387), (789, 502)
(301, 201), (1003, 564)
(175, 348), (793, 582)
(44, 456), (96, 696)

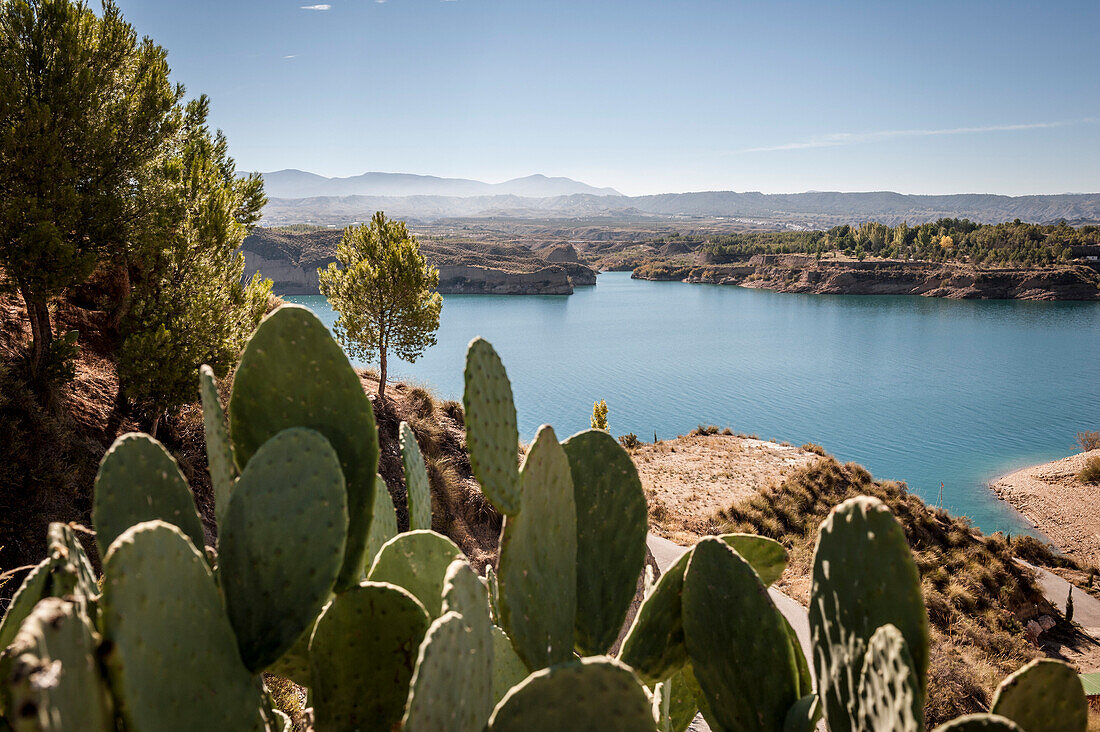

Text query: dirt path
(990, 449), (1100, 564)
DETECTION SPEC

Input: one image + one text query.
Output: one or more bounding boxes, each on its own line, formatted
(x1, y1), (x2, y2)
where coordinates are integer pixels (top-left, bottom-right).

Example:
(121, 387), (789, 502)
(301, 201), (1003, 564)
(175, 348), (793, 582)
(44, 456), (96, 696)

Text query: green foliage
(0, 306), (1087, 732)
(317, 211), (442, 398)
(117, 96), (269, 422)
(1077, 455), (1100, 484)
(0, 0), (179, 383)
(590, 399), (608, 430)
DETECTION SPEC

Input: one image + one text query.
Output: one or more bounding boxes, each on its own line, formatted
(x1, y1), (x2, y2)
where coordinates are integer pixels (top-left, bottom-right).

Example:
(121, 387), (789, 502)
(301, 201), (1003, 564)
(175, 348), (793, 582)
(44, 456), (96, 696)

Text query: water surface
(288, 272), (1100, 535)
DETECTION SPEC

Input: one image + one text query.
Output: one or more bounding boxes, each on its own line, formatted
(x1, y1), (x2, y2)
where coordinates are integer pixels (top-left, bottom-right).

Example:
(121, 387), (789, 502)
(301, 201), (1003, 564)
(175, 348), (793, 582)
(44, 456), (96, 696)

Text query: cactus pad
(46, 523), (97, 601)
(784, 694), (822, 732)
(990, 658), (1087, 732)
(442, 559), (493, 634)
(100, 521), (259, 731)
(92, 433), (206, 558)
(682, 537), (799, 732)
(856, 624), (921, 732)
(219, 427), (348, 672)
(4, 598), (113, 732)
(228, 304), (378, 589)
(932, 714), (1022, 731)
(781, 613), (813, 698)
(619, 550), (690, 685)
(310, 581), (430, 731)
(491, 626), (529, 705)
(463, 337), (521, 515)
(367, 530), (462, 617)
(719, 533), (788, 587)
(401, 421), (433, 530)
(365, 475), (398, 568)
(562, 429), (648, 656)
(665, 665), (705, 732)
(403, 610), (494, 731)
(0, 559), (51, 653)
(487, 656), (652, 731)
(497, 425), (577, 669)
(199, 365), (237, 530)
(809, 496), (928, 731)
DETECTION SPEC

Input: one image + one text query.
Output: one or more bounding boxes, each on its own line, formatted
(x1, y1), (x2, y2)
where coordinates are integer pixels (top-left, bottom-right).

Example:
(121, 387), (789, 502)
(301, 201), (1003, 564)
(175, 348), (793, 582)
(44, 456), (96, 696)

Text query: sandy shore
(990, 449), (1100, 563)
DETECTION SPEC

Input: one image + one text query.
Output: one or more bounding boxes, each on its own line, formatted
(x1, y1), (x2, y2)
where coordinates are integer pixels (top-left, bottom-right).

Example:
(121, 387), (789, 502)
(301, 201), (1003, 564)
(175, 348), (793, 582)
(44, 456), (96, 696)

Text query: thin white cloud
(300, 4), (331, 10)
(283, 54), (299, 59)
(736, 119), (1097, 154)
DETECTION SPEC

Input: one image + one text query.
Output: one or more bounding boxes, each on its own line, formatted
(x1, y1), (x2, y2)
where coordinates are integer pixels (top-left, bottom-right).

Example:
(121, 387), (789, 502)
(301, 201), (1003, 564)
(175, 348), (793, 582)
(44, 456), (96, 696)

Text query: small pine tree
(1066, 586), (1074, 624)
(591, 400), (608, 431)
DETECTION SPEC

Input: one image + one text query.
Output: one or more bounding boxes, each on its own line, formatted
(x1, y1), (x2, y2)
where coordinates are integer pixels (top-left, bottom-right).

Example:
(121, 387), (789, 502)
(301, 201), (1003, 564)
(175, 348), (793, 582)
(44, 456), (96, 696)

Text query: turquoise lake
(287, 271), (1100, 536)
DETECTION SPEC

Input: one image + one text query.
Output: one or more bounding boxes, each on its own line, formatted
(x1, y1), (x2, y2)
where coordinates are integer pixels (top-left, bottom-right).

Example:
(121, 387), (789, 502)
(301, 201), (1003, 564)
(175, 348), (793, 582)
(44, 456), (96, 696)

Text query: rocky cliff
(633, 256), (1100, 301)
(239, 228), (597, 296)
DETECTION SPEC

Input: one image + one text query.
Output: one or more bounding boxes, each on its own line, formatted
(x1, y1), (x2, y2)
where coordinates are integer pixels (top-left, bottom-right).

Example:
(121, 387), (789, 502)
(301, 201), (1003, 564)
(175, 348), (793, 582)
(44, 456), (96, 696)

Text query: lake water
(287, 272), (1100, 536)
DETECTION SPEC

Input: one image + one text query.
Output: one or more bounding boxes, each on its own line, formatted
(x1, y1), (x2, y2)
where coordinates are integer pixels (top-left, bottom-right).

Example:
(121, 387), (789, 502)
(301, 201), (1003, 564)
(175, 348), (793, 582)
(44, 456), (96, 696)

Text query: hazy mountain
(259, 189), (1100, 228)
(253, 169), (622, 199)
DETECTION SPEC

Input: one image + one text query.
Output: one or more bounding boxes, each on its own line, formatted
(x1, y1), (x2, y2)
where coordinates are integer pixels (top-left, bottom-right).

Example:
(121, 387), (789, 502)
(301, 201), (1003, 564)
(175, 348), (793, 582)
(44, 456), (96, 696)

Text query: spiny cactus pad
(784, 694), (822, 732)
(403, 610), (494, 732)
(463, 337), (521, 515)
(487, 656), (653, 731)
(856, 624), (921, 732)
(228, 304), (378, 589)
(683, 537), (799, 732)
(367, 530), (462, 617)
(809, 496), (928, 731)
(401, 421), (433, 530)
(310, 581), (430, 731)
(990, 658), (1087, 732)
(666, 665), (705, 732)
(932, 714), (1023, 732)
(562, 429), (648, 656)
(781, 613), (813, 698)
(199, 365), (237, 530)
(618, 550), (690, 685)
(100, 521), (259, 732)
(219, 427), (348, 672)
(498, 424), (577, 670)
(718, 533), (788, 587)
(4, 598), (113, 732)
(46, 523), (97, 600)
(365, 475), (399, 568)
(491, 626), (528, 705)
(92, 433), (206, 558)
(442, 559), (493, 635)
(0, 559), (51, 654)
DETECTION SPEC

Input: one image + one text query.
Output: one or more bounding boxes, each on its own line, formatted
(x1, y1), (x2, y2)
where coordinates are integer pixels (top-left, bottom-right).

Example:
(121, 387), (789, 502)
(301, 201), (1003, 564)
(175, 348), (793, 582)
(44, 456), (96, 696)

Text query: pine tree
(591, 400), (609, 431)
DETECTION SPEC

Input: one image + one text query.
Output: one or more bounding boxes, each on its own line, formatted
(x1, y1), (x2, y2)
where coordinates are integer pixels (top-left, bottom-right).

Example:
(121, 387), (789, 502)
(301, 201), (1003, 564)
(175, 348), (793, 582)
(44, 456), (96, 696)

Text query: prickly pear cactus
(497, 425), (577, 670)
(403, 610), (494, 732)
(401, 421), (433, 530)
(46, 523), (97, 601)
(367, 530), (461, 618)
(856, 624), (921, 732)
(3, 598), (113, 732)
(719, 533), (788, 587)
(990, 658), (1087, 732)
(682, 537), (799, 732)
(484, 564), (501, 625)
(784, 694), (822, 732)
(463, 337), (521, 515)
(228, 304), (378, 589)
(780, 614), (813, 699)
(199, 365), (237, 530)
(365, 475), (399, 567)
(932, 714), (1022, 731)
(619, 550), (690, 685)
(809, 496), (928, 732)
(487, 656), (653, 731)
(659, 665), (706, 732)
(219, 427), (348, 672)
(0, 561), (52, 655)
(562, 429), (648, 656)
(442, 559), (492, 634)
(310, 581), (430, 731)
(100, 521), (259, 732)
(92, 433), (206, 558)
(490, 626), (529, 706)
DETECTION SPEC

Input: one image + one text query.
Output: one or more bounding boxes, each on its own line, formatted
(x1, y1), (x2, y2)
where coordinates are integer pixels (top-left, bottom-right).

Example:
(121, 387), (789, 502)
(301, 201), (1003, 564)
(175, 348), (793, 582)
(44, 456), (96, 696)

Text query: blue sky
(114, 0), (1100, 196)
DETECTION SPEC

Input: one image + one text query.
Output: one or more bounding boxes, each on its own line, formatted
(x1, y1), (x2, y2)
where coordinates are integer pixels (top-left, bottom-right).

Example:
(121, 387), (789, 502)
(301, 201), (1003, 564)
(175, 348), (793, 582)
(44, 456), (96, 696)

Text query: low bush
(1078, 455), (1100, 484)
(619, 433), (640, 449)
(801, 442), (827, 456)
(1077, 430), (1100, 452)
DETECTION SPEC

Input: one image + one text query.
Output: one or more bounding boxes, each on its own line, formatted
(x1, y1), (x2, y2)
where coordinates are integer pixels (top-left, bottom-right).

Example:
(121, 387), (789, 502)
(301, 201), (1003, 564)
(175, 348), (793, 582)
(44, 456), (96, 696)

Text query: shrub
(691, 424), (719, 436)
(619, 433), (640, 449)
(590, 400), (608, 431)
(1078, 455), (1100, 484)
(801, 443), (827, 456)
(1076, 430), (1100, 452)
(439, 400), (464, 426)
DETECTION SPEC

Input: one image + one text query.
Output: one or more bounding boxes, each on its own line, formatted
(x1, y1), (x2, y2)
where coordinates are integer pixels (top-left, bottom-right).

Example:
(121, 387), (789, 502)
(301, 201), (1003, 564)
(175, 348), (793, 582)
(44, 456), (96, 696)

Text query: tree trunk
(19, 285), (53, 385)
(378, 347), (387, 400)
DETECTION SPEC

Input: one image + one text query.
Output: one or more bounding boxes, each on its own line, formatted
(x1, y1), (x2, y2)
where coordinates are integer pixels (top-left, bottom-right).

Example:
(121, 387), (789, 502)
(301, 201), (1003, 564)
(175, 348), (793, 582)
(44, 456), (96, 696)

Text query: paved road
(1017, 559), (1100, 636)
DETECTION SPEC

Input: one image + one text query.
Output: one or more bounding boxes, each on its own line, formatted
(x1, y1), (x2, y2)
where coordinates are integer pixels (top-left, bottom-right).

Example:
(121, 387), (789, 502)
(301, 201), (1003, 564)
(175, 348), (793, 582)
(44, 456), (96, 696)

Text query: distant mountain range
(253, 169), (622, 199)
